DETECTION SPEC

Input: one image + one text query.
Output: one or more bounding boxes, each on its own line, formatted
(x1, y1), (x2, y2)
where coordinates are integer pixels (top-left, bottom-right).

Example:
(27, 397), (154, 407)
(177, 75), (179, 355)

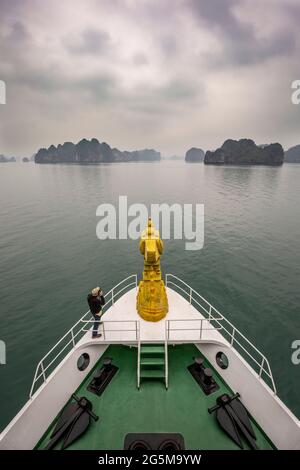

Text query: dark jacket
(87, 294), (105, 315)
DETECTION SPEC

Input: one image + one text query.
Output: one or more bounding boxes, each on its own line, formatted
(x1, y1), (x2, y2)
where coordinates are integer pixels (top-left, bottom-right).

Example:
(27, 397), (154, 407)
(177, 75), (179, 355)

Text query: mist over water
(0, 161), (300, 430)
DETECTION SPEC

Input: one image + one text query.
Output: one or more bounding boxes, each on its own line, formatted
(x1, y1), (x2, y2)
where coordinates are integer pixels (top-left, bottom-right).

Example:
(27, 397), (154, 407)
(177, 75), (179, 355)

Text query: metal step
(141, 358), (165, 367)
(140, 345), (165, 356)
(138, 344), (167, 388)
(140, 369), (165, 378)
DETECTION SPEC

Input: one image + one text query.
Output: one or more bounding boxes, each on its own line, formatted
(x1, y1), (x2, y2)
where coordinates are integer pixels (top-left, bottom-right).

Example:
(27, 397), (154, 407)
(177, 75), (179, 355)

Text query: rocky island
(204, 139), (284, 166)
(0, 155), (16, 163)
(185, 147), (205, 162)
(284, 145), (300, 163)
(35, 138), (161, 164)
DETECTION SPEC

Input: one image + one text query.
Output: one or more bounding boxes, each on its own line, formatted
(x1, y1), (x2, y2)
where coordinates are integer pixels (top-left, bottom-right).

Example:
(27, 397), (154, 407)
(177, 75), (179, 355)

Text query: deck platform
(78, 287), (227, 346)
(36, 344), (274, 450)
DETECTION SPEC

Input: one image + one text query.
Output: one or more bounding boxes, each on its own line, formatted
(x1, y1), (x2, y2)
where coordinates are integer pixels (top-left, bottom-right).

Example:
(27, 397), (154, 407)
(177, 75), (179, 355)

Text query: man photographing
(87, 287), (105, 339)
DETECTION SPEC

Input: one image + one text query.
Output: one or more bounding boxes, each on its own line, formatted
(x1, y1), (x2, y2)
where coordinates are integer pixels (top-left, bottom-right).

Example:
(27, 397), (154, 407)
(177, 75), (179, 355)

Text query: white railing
(29, 275), (137, 398)
(166, 318), (223, 341)
(165, 274), (277, 394)
(80, 319), (139, 341)
(137, 323), (141, 389)
(164, 322), (169, 389)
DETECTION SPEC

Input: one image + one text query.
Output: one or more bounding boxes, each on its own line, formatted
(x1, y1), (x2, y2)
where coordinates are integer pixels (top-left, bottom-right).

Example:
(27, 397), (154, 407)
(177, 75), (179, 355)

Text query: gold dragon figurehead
(140, 218), (163, 267)
(137, 218), (168, 322)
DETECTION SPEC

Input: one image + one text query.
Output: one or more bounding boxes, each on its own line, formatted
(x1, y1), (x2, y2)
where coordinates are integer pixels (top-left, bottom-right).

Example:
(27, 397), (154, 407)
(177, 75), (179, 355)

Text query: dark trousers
(92, 312), (102, 337)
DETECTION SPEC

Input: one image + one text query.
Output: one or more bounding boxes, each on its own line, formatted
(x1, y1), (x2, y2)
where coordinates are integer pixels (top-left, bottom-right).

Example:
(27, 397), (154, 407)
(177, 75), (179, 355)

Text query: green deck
(37, 344), (274, 450)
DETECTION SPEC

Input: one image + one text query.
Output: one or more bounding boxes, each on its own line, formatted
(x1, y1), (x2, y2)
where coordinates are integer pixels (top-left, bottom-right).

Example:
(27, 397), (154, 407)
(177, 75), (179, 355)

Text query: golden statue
(136, 218), (169, 322)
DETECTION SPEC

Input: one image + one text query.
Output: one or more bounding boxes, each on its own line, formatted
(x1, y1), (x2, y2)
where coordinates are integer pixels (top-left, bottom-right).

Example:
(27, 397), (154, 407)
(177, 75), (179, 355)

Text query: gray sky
(0, 0), (300, 157)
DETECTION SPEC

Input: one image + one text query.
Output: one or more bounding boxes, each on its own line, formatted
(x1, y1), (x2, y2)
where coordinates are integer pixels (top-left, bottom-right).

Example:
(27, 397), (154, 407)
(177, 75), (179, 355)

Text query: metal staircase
(137, 343), (168, 389)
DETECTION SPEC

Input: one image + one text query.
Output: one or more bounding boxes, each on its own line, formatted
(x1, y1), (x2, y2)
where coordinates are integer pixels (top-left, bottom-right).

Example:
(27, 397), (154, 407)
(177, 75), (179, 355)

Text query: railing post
(29, 366), (39, 398)
(208, 305), (212, 323)
(112, 288), (114, 306)
(102, 322), (106, 341)
(41, 362), (46, 382)
(137, 322), (141, 389)
(259, 357), (264, 379)
(231, 327), (235, 346)
(165, 321), (169, 389)
(189, 287), (192, 304)
(71, 327), (75, 348)
(199, 319), (203, 339)
(268, 364), (277, 395)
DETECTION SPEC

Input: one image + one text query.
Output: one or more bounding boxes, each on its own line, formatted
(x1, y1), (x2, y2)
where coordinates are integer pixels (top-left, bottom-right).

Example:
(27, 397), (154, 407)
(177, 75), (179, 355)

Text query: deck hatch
(124, 433), (185, 450)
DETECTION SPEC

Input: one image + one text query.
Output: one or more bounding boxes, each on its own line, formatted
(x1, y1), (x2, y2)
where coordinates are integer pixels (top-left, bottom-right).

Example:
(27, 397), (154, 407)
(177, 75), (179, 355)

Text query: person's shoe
(92, 334), (102, 339)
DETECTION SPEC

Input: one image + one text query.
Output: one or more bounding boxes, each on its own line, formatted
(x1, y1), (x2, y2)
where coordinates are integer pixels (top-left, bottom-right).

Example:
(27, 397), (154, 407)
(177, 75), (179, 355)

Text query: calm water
(0, 161), (299, 430)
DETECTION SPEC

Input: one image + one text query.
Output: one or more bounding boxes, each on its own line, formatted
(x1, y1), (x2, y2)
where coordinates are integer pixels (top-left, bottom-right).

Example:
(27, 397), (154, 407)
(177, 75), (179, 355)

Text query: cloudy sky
(0, 0), (300, 157)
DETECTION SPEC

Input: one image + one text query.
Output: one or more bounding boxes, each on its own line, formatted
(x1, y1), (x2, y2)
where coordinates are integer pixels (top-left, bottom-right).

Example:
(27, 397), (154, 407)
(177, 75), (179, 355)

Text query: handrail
(29, 275), (138, 398)
(166, 318), (223, 341)
(165, 274), (277, 394)
(80, 319), (139, 334)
